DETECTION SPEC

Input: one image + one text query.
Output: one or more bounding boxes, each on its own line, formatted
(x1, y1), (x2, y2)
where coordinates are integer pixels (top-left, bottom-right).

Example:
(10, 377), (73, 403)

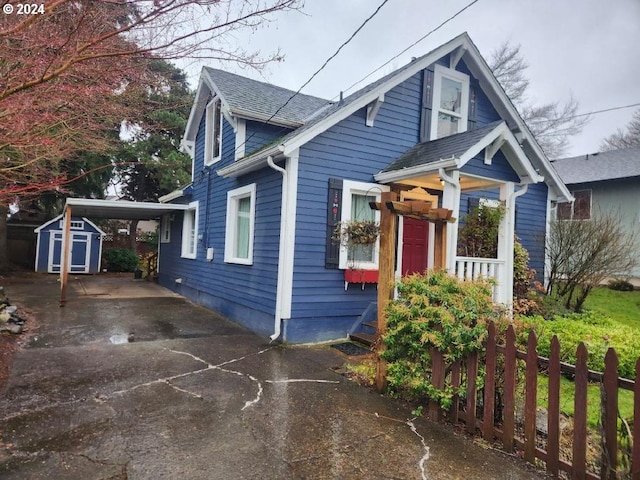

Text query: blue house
(35, 215), (105, 274)
(158, 33), (572, 344)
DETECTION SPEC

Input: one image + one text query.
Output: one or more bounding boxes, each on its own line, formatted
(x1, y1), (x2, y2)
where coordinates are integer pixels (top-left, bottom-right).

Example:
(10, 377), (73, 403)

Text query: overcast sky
(183, 0), (640, 158)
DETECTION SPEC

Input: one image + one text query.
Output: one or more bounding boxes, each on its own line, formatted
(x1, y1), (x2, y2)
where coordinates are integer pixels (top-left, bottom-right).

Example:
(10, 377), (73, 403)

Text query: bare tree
(601, 108), (640, 150)
(489, 42), (590, 159)
(546, 210), (637, 312)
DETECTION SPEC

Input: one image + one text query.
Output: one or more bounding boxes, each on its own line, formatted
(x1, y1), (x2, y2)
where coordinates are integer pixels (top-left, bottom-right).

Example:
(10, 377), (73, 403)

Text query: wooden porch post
(433, 220), (447, 271)
(376, 191), (397, 392)
(59, 204), (72, 307)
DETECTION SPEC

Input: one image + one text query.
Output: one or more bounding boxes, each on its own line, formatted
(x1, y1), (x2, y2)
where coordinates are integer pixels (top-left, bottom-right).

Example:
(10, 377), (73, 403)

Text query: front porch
(375, 120), (544, 307)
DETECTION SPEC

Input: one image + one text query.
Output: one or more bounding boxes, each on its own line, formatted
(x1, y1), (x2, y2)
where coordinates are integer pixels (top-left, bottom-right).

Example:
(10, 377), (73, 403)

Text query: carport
(58, 198), (189, 305)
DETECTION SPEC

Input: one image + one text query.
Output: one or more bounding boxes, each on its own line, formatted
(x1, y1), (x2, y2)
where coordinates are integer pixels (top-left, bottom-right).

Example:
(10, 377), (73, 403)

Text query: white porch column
(440, 169), (461, 274)
(497, 181), (515, 306)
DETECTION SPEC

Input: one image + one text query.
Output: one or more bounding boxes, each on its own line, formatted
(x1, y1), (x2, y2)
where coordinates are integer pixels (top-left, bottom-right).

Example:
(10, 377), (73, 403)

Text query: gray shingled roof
(204, 68), (330, 126)
(380, 121), (504, 173)
(551, 146), (640, 184)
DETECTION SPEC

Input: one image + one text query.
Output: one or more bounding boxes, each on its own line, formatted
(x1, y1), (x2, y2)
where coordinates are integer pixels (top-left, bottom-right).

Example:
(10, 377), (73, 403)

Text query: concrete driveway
(0, 275), (545, 479)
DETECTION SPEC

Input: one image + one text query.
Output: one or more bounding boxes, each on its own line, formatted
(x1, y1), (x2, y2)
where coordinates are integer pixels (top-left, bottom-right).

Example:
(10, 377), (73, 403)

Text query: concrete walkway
(0, 275), (546, 479)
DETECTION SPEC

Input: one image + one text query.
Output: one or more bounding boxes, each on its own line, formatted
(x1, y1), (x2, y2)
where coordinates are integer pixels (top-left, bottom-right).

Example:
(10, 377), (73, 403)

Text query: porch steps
(348, 302), (379, 347)
(352, 321), (379, 346)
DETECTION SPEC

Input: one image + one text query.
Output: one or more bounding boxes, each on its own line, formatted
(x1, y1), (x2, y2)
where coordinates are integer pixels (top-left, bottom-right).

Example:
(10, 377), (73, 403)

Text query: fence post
(482, 322), (497, 441)
(633, 358), (640, 479)
(602, 348), (619, 479)
(524, 330), (538, 464)
(503, 325), (516, 453)
(574, 342), (589, 479)
(547, 336), (561, 477)
(430, 341), (444, 422)
(466, 351), (479, 435)
(451, 360), (461, 424)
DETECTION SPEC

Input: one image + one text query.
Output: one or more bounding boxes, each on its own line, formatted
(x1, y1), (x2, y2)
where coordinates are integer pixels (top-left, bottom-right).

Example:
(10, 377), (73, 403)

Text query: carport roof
(65, 198), (189, 220)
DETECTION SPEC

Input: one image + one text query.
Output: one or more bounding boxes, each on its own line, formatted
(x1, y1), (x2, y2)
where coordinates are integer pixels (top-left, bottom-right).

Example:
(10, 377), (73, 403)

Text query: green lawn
(537, 374), (634, 428)
(584, 287), (640, 328)
(535, 287), (640, 427)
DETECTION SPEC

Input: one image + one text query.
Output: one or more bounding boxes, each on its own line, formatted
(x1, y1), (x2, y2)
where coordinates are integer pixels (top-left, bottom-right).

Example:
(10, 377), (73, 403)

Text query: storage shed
(34, 215), (105, 274)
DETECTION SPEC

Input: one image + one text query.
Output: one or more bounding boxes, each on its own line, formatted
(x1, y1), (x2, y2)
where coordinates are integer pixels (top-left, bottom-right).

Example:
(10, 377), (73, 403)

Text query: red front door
(402, 217), (429, 276)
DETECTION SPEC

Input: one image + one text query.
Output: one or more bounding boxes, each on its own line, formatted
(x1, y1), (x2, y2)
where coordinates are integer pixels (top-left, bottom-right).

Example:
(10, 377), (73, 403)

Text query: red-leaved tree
(0, 0), (300, 272)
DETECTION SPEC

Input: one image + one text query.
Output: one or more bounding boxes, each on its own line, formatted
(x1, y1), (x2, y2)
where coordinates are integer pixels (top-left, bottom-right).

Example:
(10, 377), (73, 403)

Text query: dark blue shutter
(468, 79), (478, 131)
(419, 67), (435, 143)
(325, 178), (343, 269)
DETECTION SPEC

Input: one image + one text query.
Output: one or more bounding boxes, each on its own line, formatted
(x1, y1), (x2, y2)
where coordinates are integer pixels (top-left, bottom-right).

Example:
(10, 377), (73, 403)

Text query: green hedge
(103, 248), (139, 272)
(525, 312), (640, 379)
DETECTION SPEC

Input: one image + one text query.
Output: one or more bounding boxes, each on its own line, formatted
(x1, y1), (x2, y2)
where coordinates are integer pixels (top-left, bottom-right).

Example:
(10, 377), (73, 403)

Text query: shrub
(103, 248), (139, 272)
(382, 270), (502, 408)
(525, 312), (640, 379)
(608, 278), (634, 292)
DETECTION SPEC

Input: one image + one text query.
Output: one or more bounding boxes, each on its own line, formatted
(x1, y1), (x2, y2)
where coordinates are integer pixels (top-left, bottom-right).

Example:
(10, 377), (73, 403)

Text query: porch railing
(455, 256), (504, 301)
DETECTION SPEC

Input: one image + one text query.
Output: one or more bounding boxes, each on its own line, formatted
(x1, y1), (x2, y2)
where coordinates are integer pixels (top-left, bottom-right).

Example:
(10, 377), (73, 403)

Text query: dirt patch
(0, 307), (38, 392)
(0, 335), (19, 391)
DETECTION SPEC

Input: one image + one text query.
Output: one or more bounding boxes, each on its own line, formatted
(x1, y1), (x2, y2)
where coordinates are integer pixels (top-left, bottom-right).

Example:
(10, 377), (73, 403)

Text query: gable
(218, 32), (571, 203)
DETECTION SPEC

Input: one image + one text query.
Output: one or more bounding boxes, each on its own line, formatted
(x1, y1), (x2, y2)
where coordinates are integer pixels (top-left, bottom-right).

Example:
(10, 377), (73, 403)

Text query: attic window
(430, 64), (469, 139)
(205, 98), (222, 165)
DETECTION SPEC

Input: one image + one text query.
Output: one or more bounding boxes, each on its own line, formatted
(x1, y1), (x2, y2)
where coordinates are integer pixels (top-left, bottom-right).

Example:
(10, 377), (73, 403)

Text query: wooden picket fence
(428, 321), (640, 479)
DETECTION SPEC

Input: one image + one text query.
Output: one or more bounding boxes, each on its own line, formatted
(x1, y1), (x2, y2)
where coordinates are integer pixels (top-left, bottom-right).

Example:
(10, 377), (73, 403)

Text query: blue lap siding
(159, 114), (282, 337)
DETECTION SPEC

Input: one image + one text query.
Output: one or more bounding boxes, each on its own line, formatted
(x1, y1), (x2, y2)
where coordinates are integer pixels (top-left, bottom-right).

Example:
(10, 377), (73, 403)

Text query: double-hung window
(557, 190), (591, 220)
(430, 64), (470, 139)
(160, 214), (171, 243)
(205, 98), (222, 165)
(339, 180), (388, 270)
(181, 201), (198, 259)
(225, 184), (256, 265)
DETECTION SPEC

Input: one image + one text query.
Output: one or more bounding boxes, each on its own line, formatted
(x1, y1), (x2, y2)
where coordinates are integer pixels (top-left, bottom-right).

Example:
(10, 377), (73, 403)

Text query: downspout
(513, 183), (528, 200)
(267, 155), (287, 342)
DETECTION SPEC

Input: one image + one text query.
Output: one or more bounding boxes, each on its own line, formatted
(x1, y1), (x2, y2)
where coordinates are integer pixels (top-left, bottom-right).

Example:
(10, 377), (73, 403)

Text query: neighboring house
(34, 214), (105, 274)
(158, 32), (571, 344)
(551, 146), (640, 283)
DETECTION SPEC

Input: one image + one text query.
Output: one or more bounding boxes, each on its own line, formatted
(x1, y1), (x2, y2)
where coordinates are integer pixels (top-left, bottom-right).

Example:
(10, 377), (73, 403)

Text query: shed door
(48, 231), (91, 274)
(401, 218), (429, 276)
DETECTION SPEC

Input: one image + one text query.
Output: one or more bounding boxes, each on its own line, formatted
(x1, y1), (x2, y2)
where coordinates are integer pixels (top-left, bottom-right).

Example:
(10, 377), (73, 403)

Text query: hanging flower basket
(332, 220), (381, 246)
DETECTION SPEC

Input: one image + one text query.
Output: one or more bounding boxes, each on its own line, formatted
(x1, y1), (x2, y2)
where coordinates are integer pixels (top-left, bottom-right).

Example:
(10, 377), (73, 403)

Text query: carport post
(59, 204), (72, 307)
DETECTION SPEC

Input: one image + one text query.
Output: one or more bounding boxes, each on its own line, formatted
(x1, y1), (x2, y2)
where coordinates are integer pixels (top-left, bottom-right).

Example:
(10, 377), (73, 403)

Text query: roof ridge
(203, 66), (329, 103)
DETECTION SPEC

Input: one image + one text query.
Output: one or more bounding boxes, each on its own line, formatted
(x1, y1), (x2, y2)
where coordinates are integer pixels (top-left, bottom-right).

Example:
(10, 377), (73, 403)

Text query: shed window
(59, 220), (85, 230)
(430, 65), (469, 139)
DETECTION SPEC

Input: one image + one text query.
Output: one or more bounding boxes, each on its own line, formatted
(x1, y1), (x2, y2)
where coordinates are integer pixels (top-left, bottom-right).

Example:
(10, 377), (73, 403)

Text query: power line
(334, 0), (480, 100)
(529, 102), (640, 127)
(233, 0), (392, 156)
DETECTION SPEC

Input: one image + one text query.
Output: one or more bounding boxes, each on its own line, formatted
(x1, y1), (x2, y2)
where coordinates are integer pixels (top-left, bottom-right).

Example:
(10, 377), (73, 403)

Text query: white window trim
(338, 180), (389, 270)
(225, 183), (256, 265)
(430, 64), (470, 140)
(59, 220), (85, 230)
(204, 98), (222, 166)
(181, 201), (198, 259)
(160, 214), (171, 244)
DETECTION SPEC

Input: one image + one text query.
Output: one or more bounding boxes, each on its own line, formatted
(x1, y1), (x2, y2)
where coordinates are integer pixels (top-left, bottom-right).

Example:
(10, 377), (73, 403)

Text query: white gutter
(374, 157), (457, 184)
(267, 155), (286, 341)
